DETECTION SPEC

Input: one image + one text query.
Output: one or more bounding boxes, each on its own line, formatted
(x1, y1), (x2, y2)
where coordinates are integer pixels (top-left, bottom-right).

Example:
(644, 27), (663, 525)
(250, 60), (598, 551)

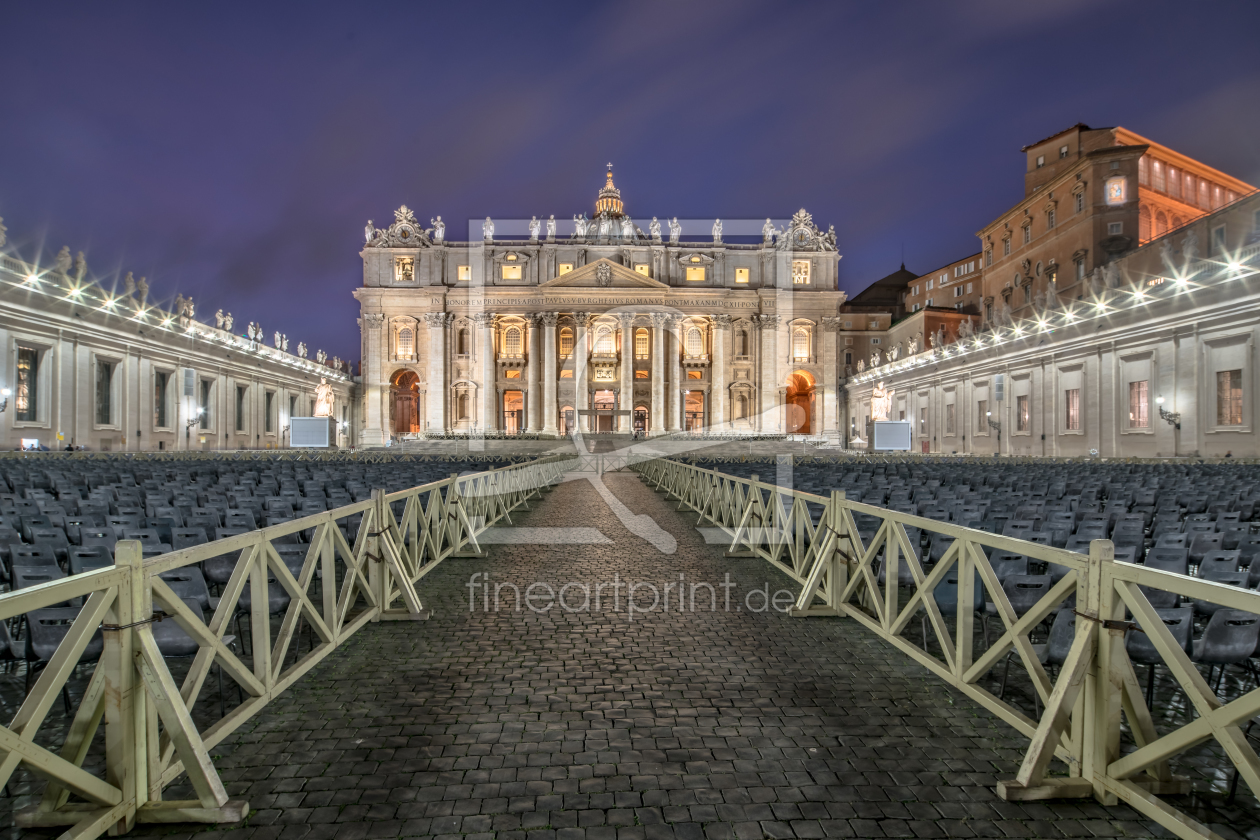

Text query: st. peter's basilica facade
(353, 172), (845, 443)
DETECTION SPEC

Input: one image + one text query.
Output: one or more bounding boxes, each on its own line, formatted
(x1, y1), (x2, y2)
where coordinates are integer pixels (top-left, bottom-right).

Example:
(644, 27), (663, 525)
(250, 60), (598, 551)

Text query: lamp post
(1156, 395), (1181, 430)
(986, 410), (1002, 455)
(185, 407), (205, 449)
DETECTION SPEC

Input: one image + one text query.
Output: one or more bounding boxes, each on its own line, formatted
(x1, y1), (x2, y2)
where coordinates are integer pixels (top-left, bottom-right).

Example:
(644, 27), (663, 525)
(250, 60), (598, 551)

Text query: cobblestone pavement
(77, 471), (1233, 840)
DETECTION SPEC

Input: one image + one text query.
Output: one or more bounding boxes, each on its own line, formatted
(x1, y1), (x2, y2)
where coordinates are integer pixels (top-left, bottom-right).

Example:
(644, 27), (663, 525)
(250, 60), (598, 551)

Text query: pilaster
(711, 315), (730, 432)
(541, 313), (559, 436)
(360, 313), (386, 445)
(526, 315), (541, 433)
(619, 314), (634, 433)
(822, 316), (841, 438)
(650, 313), (666, 436)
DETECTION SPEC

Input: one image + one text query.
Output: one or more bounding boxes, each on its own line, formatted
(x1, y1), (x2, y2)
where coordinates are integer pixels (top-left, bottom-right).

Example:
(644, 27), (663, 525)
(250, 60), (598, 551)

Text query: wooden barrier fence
(635, 456), (1260, 840)
(0, 454), (570, 837)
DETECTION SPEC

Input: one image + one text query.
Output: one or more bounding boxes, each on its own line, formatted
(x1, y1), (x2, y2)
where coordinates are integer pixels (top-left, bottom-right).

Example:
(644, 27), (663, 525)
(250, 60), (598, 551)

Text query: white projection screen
(872, 421), (912, 451)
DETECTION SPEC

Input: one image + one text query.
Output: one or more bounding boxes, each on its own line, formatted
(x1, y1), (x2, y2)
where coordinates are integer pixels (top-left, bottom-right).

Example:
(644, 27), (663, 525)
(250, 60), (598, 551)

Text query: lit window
(505, 370), (521, 379)
(634, 264), (650, 276)
(1217, 370), (1243, 425)
(15, 346), (38, 422)
(1065, 388), (1081, 431)
(558, 263), (574, 275)
(1167, 166), (1180, 199)
(1017, 395), (1029, 431)
(735, 267), (750, 283)
(504, 327), (522, 356)
(1139, 206), (1151, 241)
(792, 328), (809, 360)
(686, 327), (703, 356)
(457, 265), (471, 282)
(791, 260), (810, 284)
(1128, 380), (1149, 428)
(595, 327), (614, 354)
(687, 370), (703, 380)
(559, 328), (573, 356)
(635, 370), (649, 379)
(560, 369), (573, 378)
(395, 257), (414, 283)
(1152, 159), (1165, 192)
(1138, 156), (1148, 185)
(686, 267), (705, 282)
(502, 265), (522, 280)
(635, 328), (649, 358)
(397, 327), (414, 357)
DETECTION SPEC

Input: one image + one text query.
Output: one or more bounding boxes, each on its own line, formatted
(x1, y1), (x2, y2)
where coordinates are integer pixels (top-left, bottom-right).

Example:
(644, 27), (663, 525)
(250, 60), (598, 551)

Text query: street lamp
(185, 407), (205, 447)
(1156, 395), (1181, 430)
(986, 410), (1002, 454)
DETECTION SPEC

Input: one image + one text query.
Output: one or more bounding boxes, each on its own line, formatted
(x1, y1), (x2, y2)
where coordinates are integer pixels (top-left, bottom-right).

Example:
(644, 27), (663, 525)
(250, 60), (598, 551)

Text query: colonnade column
(710, 315), (729, 432)
(574, 313), (591, 432)
(424, 312), (448, 432)
(758, 314), (780, 432)
(619, 314), (634, 433)
(667, 316), (682, 433)
(650, 313), (666, 436)
(476, 312), (496, 431)
(541, 313), (559, 436)
(525, 314), (541, 433)
(821, 316), (840, 438)
(360, 313), (386, 445)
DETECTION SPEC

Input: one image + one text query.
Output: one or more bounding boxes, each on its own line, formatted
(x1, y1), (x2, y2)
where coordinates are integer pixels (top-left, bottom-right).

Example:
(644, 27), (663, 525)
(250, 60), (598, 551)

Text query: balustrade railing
(0, 455), (570, 837)
(634, 457), (1260, 840)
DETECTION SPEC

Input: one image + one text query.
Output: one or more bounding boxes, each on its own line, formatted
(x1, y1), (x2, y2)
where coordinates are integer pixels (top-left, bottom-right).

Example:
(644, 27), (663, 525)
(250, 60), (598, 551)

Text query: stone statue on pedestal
(546, 215), (556, 240)
(222, 311), (233, 331)
(762, 218), (775, 242)
(529, 216), (541, 241)
(483, 217), (494, 240)
(282, 334), (289, 352)
(274, 331), (282, 349)
(136, 277), (148, 309)
(573, 214), (589, 239)
(297, 341), (307, 359)
(54, 246), (72, 274)
(313, 378), (333, 417)
(958, 318), (974, 340)
(650, 217), (661, 241)
(364, 221), (376, 244)
(431, 216), (445, 242)
(215, 309), (225, 329)
(125, 273), (136, 298)
(712, 219), (723, 242)
(73, 251), (86, 282)
(669, 217), (681, 244)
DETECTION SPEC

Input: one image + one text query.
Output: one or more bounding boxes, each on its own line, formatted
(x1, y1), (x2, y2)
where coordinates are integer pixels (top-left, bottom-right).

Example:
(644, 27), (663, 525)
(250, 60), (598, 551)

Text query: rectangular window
(1075, 192), (1084, 213)
(457, 265), (471, 282)
(919, 407), (927, 434)
(1023, 226), (1032, 245)
(505, 370), (520, 379)
(1059, 145), (1069, 159)
(1138, 156), (1149, 185)
(95, 360), (114, 425)
(791, 260), (810, 284)
(965, 282), (973, 293)
(844, 351), (852, 364)
(1065, 388), (1081, 431)
(635, 264), (651, 276)
(685, 267), (705, 282)
(1108, 222), (1123, 235)
(1036, 155), (1045, 168)
(559, 330), (573, 356)
(395, 256), (414, 283)
(635, 370), (649, 379)
(687, 370), (703, 380)
(200, 380), (212, 429)
(1217, 370), (1243, 426)
(289, 394), (297, 420)
(558, 263), (573, 275)
(15, 346), (38, 422)
(954, 286), (963, 298)
(978, 400), (988, 430)
(868, 321), (877, 330)
(911, 303), (920, 312)
(501, 265), (522, 280)
(1152, 159), (1166, 193)
(1167, 166), (1180, 199)
(1211, 225), (1227, 257)
(1076, 259), (1085, 281)
(945, 404), (956, 435)
(236, 385), (247, 432)
(560, 369), (573, 379)
(870, 338), (880, 345)
(154, 371), (169, 428)
(926, 298), (933, 307)
(265, 391), (275, 433)
(926, 279), (933, 291)
(1199, 181), (1210, 208)
(1128, 380), (1149, 428)
(1003, 239), (1011, 257)
(1017, 395), (1030, 432)
(735, 267), (749, 283)
(1047, 209), (1056, 229)
(985, 250), (992, 267)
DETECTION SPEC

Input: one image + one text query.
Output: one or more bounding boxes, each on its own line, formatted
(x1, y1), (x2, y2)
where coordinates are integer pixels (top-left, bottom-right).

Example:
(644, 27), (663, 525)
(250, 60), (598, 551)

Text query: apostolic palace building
(353, 170), (846, 444)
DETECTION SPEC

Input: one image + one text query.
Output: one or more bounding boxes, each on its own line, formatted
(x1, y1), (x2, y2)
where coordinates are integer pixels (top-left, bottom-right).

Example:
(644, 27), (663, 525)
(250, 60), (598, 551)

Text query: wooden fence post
(104, 540), (148, 832)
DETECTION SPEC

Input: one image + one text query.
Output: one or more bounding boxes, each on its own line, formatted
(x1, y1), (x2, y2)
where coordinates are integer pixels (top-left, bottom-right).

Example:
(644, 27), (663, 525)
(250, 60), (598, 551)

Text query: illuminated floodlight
(25, 273), (39, 284)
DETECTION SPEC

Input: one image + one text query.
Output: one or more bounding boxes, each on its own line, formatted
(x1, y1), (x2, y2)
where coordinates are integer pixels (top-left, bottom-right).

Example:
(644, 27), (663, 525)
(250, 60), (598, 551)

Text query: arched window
(504, 327), (522, 356)
(1139, 205), (1152, 242)
(635, 328), (649, 358)
(735, 394), (748, 420)
(559, 328), (573, 356)
(457, 328), (469, 355)
(686, 327), (702, 356)
(456, 392), (469, 420)
(595, 326), (613, 354)
(1172, 215), (1184, 230)
(397, 327), (414, 357)
(793, 328), (809, 361)
(1155, 211), (1168, 238)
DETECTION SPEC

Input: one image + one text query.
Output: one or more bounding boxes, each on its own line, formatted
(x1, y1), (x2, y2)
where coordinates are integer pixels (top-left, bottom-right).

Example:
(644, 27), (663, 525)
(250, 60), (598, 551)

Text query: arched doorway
(634, 404), (648, 434)
(785, 371), (815, 435)
(503, 391), (524, 434)
(390, 370), (421, 434)
(560, 405), (575, 435)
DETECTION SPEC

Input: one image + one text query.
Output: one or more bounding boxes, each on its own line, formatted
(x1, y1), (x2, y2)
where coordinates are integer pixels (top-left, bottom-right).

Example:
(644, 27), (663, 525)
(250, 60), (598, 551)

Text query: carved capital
(472, 311), (495, 327)
(650, 312), (670, 328)
(618, 313), (636, 329)
(757, 314), (781, 327)
(540, 312), (559, 328)
(574, 311), (594, 328)
(422, 312), (449, 328)
(363, 313), (386, 329)
(821, 316), (841, 332)
(711, 313), (732, 331)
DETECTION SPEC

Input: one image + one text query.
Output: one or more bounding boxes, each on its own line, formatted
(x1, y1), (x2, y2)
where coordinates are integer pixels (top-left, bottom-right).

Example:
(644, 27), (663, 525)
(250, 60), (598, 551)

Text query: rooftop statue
(215, 309), (225, 329)
(124, 273), (136, 298)
(73, 251), (86, 282)
(712, 219), (723, 242)
(669, 217), (681, 244)
(54, 246), (72, 274)
(546, 215), (556, 239)
(136, 277), (148, 308)
(573, 214), (589, 239)
(365, 220), (376, 243)
(762, 218), (775, 242)
(483, 217), (494, 240)
(650, 217), (661, 241)
(431, 216), (445, 242)
(222, 311), (232, 331)
(529, 216), (541, 241)
(0, 217), (6, 248)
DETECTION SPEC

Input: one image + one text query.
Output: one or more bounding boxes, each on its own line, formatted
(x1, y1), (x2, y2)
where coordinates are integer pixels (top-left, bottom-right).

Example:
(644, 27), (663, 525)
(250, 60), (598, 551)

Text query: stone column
(574, 313), (592, 432)
(360, 313), (386, 445)
(475, 312), (497, 431)
(650, 313), (666, 436)
(821, 316), (840, 438)
(424, 313), (448, 432)
(619, 314), (634, 433)
(526, 315), (541, 433)
(668, 316), (683, 433)
(711, 315), (730, 432)
(541, 313), (559, 436)
(758, 314), (780, 432)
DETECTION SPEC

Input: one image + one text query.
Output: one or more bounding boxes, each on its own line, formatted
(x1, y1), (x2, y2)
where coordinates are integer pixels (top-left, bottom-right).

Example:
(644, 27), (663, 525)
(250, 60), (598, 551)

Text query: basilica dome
(595, 169), (624, 216)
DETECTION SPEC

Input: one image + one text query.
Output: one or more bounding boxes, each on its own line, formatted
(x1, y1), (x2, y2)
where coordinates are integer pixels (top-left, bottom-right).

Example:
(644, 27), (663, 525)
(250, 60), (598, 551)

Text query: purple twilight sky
(2, 1), (1259, 363)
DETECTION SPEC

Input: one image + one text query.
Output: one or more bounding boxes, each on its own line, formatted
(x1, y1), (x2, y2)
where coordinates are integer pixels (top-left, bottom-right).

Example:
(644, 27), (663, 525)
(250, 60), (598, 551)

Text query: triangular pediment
(539, 258), (669, 289)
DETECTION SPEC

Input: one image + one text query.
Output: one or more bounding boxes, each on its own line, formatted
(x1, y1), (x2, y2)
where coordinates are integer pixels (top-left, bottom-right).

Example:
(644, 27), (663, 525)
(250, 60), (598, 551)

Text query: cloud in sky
(0, 0), (1257, 359)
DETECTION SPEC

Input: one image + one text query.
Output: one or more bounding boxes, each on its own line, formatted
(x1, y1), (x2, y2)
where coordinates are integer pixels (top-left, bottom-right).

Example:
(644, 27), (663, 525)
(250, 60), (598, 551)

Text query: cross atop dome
(595, 165), (624, 216)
